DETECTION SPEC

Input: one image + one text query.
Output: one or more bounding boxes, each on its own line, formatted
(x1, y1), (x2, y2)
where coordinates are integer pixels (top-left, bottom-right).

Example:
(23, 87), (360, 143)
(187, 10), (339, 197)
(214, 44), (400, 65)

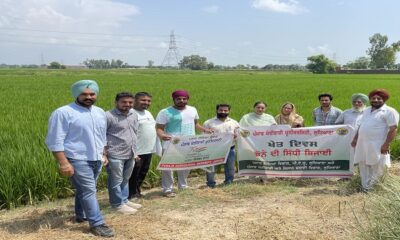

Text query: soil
(0, 171), (372, 240)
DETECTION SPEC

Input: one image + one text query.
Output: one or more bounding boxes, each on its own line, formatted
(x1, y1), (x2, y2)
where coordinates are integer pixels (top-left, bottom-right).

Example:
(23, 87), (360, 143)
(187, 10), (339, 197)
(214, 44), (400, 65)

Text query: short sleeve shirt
(156, 105), (199, 136)
(133, 109), (157, 155)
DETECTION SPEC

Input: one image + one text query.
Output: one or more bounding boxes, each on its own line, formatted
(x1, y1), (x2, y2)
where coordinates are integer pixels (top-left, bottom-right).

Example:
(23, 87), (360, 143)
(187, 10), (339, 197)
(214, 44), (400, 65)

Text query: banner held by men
(157, 133), (233, 170)
(237, 125), (354, 178)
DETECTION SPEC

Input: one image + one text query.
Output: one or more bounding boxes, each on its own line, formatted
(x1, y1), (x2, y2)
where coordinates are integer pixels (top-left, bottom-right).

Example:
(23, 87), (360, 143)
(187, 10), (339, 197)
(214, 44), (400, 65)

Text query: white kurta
(335, 108), (364, 129)
(354, 104), (399, 166)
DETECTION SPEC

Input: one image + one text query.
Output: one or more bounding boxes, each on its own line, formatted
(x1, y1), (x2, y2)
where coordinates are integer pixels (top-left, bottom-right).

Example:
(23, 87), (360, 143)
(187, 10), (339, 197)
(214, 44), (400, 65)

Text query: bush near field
(0, 69), (399, 209)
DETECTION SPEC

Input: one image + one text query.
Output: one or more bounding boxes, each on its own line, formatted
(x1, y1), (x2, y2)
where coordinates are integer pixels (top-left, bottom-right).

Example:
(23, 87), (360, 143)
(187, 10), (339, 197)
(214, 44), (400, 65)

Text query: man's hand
(134, 155), (141, 162)
(351, 139), (357, 148)
(59, 162), (74, 177)
(102, 155), (109, 166)
(203, 128), (214, 134)
(381, 142), (390, 154)
(160, 133), (172, 141)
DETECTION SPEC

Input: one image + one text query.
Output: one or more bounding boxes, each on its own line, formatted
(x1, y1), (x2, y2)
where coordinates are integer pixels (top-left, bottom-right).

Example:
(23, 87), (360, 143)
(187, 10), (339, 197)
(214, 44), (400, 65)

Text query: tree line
(1, 33), (398, 73)
(306, 33), (400, 73)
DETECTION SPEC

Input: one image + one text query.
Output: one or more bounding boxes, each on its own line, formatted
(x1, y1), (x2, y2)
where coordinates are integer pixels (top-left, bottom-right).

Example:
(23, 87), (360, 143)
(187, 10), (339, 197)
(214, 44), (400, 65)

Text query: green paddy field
(1, 69), (399, 209)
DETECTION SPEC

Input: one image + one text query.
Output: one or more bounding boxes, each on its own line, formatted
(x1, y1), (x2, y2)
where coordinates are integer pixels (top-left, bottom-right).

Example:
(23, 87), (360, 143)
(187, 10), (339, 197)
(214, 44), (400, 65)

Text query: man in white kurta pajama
(352, 89), (399, 191)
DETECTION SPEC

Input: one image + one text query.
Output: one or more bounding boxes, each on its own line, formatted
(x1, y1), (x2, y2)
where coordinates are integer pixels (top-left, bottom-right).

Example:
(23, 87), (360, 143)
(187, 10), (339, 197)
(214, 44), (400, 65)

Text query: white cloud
(0, 0), (139, 32)
(203, 5), (219, 14)
(252, 0), (308, 15)
(307, 44), (333, 55)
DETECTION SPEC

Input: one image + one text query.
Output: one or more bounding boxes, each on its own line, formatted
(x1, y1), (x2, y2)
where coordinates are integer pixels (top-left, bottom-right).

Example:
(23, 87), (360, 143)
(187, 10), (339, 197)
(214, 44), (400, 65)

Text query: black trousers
(128, 153), (152, 198)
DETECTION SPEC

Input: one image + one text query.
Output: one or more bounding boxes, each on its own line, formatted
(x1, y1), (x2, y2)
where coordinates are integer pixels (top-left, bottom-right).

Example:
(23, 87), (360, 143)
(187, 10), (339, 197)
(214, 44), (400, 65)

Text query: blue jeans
(69, 159), (104, 227)
(107, 157), (135, 207)
(206, 148), (235, 187)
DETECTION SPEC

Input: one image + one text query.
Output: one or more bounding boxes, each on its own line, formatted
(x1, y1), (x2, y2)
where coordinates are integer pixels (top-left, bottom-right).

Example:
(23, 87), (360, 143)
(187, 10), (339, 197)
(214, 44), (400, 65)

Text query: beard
(352, 106), (366, 113)
(217, 113), (229, 119)
(77, 98), (95, 107)
(371, 102), (384, 109)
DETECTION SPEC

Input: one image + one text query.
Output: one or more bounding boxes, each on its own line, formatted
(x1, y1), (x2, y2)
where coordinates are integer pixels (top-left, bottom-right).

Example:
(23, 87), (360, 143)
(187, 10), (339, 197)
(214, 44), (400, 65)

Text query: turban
(351, 93), (369, 104)
(71, 80), (99, 98)
(172, 90), (189, 100)
(368, 89), (390, 102)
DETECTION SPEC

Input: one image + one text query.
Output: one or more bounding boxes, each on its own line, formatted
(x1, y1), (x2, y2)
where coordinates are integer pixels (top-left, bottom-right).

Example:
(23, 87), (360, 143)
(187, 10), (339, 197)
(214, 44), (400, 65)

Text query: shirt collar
(371, 104), (388, 112)
(319, 106), (332, 112)
(214, 116), (231, 122)
(113, 108), (133, 116)
(73, 102), (92, 111)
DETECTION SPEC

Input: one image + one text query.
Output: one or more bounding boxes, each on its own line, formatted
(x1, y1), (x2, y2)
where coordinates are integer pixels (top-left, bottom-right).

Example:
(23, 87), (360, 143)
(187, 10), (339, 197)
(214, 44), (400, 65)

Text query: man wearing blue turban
(46, 80), (114, 237)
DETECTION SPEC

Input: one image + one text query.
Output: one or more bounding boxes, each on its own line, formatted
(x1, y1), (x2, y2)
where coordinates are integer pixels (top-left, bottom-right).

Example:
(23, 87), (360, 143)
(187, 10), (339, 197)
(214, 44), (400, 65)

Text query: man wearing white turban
(46, 80), (114, 237)
(335, 93), (369, 128)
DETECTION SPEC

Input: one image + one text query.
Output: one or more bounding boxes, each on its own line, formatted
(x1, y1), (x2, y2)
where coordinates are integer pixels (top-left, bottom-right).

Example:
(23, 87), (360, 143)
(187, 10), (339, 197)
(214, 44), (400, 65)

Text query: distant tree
(147, 60), (154, 68)
(48, 61), (65, 69)
(367, 33), (400, 69)
(235, 64), (246, 70)
(83, 59), (125, 69)
(261, 64), (306, 71)
(21, 64), (40, 68)
(179, 55), (208, 70)
(345, 57), (370, 69)
(306, 54), (337, 73)
(207, 62), (214, 70)
(110, 59), (124, 68)
(251, 65), (259, 70)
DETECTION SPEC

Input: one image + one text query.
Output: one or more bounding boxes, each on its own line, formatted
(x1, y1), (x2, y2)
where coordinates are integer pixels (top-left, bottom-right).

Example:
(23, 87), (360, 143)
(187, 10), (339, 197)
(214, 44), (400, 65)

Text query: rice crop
(0, 68), (399, 209)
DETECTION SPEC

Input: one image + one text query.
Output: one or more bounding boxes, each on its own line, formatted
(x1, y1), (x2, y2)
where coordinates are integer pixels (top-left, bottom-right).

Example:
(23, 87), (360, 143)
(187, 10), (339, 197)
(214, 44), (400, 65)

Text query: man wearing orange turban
(352, 89), (399, 191)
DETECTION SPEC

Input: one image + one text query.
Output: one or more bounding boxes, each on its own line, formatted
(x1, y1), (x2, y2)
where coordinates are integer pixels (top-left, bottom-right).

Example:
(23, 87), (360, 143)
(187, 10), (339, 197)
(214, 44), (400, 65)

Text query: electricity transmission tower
(161, 31), (181, 68)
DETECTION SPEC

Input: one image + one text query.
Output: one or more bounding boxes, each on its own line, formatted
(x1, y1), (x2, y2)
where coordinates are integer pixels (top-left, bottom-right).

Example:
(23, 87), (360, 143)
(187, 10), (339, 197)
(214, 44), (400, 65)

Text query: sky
(0, 0), (399, 66)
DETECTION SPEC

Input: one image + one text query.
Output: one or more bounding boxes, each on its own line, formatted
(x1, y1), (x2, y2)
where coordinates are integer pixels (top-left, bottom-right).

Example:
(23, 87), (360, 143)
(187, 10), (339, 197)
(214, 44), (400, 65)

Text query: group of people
(46, 80), (158, 237)
(45, 79), (398, 238)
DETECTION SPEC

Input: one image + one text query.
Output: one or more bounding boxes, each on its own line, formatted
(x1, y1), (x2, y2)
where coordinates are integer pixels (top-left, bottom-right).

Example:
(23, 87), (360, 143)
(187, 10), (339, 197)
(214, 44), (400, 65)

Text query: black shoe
(90, 224), (114, 238)
(75, 217), (87, 223)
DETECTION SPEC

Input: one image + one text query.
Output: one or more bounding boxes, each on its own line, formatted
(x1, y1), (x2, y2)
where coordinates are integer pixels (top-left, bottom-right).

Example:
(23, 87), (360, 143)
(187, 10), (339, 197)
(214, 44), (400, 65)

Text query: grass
(0, 68), (399, 209)
(355, 175), (400, 239)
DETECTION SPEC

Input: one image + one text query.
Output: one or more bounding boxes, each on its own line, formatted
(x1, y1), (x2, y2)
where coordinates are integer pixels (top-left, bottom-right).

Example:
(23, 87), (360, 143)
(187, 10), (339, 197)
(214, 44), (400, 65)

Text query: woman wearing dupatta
(275, 102), (304, 128)
(239, 101), (276, 127)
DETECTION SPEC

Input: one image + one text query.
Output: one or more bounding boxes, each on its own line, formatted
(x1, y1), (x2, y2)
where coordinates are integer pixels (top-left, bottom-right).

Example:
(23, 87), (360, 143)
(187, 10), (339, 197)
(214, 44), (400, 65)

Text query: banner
(237, 125), (354, 178)
(157, 133), (233, 170)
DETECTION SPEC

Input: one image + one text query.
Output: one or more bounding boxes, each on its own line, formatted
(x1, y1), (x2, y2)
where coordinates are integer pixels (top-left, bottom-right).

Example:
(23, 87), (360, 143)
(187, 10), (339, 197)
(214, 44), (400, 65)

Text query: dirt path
(0, 175), (368, 240)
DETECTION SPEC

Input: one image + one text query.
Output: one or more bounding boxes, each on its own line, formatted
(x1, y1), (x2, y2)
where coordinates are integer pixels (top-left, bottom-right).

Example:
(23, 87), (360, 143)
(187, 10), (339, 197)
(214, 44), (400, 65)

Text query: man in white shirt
(129, 92), (158, 199)
(203, 104), (239, 187)
(352, 89), (399, 191)
(335, 93), (369, 129)
(156, 90), (212, 197)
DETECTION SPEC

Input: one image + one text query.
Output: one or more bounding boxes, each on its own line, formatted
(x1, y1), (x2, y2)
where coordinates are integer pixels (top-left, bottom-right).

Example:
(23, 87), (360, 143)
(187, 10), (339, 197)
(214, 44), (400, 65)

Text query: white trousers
(358, 161), (386, 190)
(161, 170), (190, 193)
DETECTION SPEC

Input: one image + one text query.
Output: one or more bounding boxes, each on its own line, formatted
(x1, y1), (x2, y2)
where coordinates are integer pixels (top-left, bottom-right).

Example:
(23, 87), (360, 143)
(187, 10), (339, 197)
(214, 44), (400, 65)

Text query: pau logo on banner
(157, 133), (234, 170)
(237, 125), (355, 178)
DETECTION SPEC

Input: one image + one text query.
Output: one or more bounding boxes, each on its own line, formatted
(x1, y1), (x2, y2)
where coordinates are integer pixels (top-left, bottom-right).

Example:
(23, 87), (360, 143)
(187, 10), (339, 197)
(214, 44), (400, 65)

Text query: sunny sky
(0, 0), (399, 66)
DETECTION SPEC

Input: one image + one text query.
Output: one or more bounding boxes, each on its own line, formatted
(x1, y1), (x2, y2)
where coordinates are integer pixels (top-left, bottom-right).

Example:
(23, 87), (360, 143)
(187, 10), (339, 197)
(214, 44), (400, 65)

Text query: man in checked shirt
(105, 92), (142, 214)
(312, 93), (343, 126)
